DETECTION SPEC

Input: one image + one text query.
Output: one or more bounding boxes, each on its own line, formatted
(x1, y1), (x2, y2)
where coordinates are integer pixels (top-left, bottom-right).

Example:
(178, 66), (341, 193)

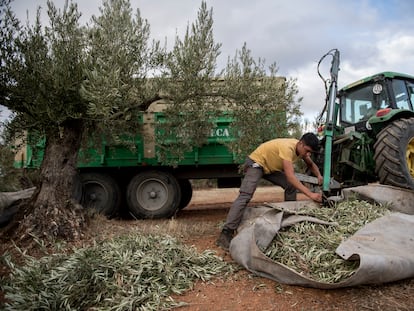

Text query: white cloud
(376, 34), (414, 68)
(289, 29), (414, 126)
(7, 0), (414, 127)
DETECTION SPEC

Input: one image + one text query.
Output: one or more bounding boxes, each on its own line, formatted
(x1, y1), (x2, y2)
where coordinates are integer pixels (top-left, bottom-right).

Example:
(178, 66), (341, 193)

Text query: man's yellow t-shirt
(249, 138), (299, 174)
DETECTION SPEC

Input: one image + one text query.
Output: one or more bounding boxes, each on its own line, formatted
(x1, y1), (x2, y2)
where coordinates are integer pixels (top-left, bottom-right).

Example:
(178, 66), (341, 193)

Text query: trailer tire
(80, 173), (121, 216)
(374, 117), (414, 190)
(127, 171), (181, 219)
(178, 179), (193, 210)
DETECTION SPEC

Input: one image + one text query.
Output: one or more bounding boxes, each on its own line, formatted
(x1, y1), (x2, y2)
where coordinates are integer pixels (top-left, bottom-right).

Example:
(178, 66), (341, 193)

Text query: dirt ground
(169, 187), (414, 311)
(2, 187), (414, 310)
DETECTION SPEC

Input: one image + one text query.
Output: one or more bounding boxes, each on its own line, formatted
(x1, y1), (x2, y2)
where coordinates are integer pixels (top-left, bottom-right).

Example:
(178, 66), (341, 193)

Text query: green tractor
(317, 49), (414, 197)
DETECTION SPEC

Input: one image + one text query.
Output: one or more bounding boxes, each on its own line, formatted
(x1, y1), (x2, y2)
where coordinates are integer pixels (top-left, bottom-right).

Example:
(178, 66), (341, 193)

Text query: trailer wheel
(127, 171), (181, 219)
(178, 179), (193, 210)
(80, 173), (121, 216)
(374, 117), (414, 190)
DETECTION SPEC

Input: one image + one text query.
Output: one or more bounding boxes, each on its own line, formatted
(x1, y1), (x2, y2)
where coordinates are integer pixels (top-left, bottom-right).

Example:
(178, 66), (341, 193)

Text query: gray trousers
(224, 157), (296, 231)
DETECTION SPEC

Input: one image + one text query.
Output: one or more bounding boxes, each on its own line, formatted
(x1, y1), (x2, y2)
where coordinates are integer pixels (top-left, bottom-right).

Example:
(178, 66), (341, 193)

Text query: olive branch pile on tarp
(263, 199), (389, 283)
(1, 234), (234, 310)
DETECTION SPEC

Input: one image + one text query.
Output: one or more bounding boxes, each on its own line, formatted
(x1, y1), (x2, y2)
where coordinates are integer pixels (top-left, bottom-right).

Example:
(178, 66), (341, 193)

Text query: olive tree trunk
(18, 120), (86, 241)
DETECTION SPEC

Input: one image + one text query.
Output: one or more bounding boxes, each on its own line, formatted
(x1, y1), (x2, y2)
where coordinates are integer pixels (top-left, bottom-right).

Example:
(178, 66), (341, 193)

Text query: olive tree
(0, 0), (302, 241)
(1, 0), (89, 240)
(222, 44), (302, 161)
(150, 2), (302, 163)
(81, 0), (164, 134)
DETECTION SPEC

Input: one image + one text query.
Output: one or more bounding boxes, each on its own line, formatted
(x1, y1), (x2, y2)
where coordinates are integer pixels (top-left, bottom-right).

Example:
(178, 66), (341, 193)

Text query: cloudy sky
(6, 0), (414, 124)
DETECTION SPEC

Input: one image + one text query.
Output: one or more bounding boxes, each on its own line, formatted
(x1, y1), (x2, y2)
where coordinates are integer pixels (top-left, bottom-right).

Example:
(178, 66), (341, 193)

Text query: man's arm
(303, 155), (323, 185)
(282, 159), (322, 202)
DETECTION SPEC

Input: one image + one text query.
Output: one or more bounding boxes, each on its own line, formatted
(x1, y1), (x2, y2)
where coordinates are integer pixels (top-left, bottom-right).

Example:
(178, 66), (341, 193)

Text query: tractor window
(392, 79), (412, 110)
(340, 83), (387, 124)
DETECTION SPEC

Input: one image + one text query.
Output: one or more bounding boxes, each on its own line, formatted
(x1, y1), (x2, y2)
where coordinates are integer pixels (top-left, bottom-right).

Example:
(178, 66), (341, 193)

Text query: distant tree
(0, 0), (302, 241)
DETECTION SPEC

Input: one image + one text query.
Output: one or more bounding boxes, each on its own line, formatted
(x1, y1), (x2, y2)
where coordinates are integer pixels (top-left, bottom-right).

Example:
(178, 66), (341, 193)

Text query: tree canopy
(1, 0), (302, 159)
(0, 0), (303, 240)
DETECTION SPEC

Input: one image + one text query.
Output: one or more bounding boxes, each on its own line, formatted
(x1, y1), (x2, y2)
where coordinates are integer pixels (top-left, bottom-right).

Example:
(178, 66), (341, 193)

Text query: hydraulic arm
(322, 49), (340, 195)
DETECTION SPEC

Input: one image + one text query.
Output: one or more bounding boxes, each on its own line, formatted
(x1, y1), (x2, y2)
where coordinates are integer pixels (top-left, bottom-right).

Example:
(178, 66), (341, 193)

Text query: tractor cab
(316, 49), (414, 196)
(337, 72), (414, 134)
(323, 71), (414, 189)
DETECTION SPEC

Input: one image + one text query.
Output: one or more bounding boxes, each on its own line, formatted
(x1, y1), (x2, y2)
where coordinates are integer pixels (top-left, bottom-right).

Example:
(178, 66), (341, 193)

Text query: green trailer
(14, 102), (252, 219)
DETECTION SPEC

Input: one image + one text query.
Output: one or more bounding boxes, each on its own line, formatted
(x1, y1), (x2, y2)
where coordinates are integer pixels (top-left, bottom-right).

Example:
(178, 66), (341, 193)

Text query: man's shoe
(215, 229), (234, 251)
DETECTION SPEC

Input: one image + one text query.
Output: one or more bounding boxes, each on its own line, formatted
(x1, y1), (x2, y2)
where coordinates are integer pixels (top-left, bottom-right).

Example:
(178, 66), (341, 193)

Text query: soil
(1, 186), (414, 310)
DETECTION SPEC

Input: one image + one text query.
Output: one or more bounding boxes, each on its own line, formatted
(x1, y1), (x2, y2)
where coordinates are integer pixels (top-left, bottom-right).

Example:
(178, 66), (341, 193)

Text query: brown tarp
(230, 185), (414, 289)
(0, 187), (35, 225)
(0, 187), (35, 212)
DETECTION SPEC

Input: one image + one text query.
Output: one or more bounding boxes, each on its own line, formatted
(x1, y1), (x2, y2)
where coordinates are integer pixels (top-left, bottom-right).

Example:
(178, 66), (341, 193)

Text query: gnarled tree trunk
(18, 120), (86, 241)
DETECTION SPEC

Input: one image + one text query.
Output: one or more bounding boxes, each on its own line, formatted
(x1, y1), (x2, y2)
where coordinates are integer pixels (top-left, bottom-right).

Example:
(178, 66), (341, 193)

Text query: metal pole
(323, 50), (340, 193)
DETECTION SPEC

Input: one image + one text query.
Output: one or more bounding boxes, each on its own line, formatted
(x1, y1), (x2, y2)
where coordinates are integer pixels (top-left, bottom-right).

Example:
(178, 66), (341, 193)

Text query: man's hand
(283, 159), (323, 203)
(317, 175), (323, 185)
(309, 192), (322, 203)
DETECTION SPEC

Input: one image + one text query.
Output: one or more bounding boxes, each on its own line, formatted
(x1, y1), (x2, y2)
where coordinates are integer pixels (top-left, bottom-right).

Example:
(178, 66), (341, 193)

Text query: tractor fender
(369, 109), (414, 133)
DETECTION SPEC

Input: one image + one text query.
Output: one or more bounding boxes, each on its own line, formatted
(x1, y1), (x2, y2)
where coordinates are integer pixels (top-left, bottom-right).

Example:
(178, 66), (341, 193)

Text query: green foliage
(2, 233), (234, 310)
(223, 46), (302, 160)
(1, 0), (302, 166)
(157, 4), (302, 163)
(81, 0), (161, 116)
(153, 2), (223, 163)
(79, 0), (166, 150)
(1, 0), (87, 137)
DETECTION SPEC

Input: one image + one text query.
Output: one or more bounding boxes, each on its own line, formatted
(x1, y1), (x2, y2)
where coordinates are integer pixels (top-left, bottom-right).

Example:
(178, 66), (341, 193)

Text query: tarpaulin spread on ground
(0, 187), (35, 226)
(229, 185), (414, 289)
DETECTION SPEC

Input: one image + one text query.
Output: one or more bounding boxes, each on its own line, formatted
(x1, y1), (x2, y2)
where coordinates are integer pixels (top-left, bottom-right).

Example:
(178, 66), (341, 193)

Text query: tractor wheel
(127, 171), (181, 219)
(178, 179), (193, 210)
(80, 173), (121, 216)
(373, 117), (414, 190)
